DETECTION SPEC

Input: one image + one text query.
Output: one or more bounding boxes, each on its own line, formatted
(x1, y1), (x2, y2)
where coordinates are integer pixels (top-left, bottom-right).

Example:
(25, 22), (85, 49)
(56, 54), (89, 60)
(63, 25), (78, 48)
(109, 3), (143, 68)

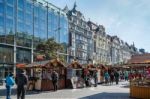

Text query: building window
(0, 3), (4, 14)
(7, 0), (14, 5)
(0, 46), (14, 63)
(6, 5), (14, 17)
(18, 0), (24, 9)
(16, 48), (31, 63)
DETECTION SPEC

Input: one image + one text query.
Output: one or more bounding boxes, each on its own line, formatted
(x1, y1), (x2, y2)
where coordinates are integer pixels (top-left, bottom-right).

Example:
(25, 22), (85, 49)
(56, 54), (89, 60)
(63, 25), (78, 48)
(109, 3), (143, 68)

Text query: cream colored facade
(88, 21), (138, 65)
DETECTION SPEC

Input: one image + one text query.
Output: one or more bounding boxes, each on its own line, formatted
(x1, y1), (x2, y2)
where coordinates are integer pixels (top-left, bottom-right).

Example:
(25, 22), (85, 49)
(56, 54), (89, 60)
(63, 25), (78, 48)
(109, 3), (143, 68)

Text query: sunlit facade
(0, 0), (68, 80)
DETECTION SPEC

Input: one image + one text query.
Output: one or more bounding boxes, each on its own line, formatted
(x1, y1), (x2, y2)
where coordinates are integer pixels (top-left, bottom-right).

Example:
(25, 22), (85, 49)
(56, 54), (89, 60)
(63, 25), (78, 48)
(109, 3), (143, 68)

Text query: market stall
(41, 58), (66, 91)
(126, 54), (150, 98)
(85, 64), (99, 86)
(126, 63), (150, 99)
(18, 61), (49, 91)
(66, 60), (85, 88)
(22, 58), (66, 91)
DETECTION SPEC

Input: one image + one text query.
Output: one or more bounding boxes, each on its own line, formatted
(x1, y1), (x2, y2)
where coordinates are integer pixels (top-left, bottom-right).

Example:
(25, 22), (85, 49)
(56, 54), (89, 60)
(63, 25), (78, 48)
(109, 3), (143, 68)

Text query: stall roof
(128, 54), (150, 64)
(26, 60), (49, 68)
(68, 60), (82, 69)
(16, 63), (27, 68)
(44, 58), (65, 68)
(87, 64), (96, 69)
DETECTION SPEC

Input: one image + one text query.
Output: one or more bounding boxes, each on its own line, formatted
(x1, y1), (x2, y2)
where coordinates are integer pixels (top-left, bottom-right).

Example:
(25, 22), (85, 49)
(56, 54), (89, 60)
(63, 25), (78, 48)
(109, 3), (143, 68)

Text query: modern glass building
(0, 0), (68, 80)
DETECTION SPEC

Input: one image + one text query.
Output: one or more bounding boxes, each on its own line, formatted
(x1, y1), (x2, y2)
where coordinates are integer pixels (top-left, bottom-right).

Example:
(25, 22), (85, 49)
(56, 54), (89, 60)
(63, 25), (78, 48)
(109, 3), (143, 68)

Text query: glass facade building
(0, 0), (68, 80)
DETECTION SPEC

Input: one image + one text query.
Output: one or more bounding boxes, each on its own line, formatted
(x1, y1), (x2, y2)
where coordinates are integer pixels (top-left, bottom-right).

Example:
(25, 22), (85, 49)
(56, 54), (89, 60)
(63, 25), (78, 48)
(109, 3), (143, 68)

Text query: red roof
(16, 63), (26, 68)
(128, 54), (150, 64)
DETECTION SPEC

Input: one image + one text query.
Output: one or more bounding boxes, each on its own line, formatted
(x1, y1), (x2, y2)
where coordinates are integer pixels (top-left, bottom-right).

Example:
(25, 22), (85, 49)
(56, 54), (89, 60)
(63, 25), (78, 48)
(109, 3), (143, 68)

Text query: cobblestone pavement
(0, 81), (131, 99)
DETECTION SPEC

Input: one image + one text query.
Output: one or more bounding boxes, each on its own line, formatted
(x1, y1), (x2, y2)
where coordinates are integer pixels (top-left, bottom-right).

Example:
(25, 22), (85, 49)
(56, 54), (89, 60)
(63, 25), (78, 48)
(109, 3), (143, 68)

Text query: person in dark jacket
(93, 71), (98, 87)
(5, 73), (15, 99)
(114, 70), (119, 85)
(110, 72), (114, 85)
(51, 71), (59, 91)
(15, 70), (28, 99)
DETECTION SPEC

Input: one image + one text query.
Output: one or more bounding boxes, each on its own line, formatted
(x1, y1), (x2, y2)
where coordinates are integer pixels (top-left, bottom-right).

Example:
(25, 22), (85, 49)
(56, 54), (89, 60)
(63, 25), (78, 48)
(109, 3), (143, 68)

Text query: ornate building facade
(87, 21), (139, 65)
(64, 4), (93, 64)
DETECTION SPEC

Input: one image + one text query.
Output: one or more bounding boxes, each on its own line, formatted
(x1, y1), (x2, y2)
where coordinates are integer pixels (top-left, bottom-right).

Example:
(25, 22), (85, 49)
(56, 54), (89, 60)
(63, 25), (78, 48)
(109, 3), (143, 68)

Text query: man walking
(15, 70), (28, 99)
(5, 73), (15, 99)
(51, 71), (59, 91)
(114, 70), (119, 85)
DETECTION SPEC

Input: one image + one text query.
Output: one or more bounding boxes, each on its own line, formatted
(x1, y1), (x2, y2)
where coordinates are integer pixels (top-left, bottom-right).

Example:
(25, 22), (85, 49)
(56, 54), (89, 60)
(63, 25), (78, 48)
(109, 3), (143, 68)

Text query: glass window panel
(34, 6), (38, 16)
(25, 13), (32, 24)
(0, 46), (14, 63)
(0, 3), (4, 14)
(0, 16), (4, 26)
(18, 0), (24, 9)
(16, 48), (31, 63)
(6, 5), (13, 16)
(7, 0), (14, 5)
(6, 18), (14, 34)
(0, 26), (4, 34)
(17, 22), (24, 32)
(25, 24), (33, 35)
(18, 10), (24, 20)
(26, 2), (32, 13)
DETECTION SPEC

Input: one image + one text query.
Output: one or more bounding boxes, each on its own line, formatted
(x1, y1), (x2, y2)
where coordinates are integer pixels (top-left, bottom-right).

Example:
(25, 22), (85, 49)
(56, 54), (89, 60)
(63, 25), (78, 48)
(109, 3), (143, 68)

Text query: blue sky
(45, 0), (150, 52)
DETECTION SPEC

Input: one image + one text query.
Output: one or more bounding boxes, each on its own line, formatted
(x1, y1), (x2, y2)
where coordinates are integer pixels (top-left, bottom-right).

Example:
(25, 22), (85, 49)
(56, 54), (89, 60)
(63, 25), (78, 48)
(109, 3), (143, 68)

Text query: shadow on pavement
(0, 88), (52, 97)
(79, 92), (133, 99)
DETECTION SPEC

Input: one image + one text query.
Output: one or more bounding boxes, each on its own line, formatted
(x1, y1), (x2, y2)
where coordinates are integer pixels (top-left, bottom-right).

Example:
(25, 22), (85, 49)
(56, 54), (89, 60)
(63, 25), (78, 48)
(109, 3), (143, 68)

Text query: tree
(36, 38), (64, 61)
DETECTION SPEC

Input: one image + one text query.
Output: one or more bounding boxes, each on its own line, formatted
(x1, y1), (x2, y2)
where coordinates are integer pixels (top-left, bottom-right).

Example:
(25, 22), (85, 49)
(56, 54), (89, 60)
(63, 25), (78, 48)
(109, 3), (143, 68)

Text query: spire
(74, 1), (77, 9)
(63, 5), (69, 12)
(133, 42), (135, 47)
(72, 1), (77, 13)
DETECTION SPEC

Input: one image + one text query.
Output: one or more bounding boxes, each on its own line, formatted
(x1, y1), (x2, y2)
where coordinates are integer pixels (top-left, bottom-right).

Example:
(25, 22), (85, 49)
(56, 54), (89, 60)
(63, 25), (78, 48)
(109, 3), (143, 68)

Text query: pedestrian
(93, 70), (98, 87)
(124, 71), (129, 81)
(110, 72), (114, 85)
(15, 69), (28, 99)
(114, 70), (119, 85)
(104, 71), (110, 85)
(51, 71), (59, 91)
(5, 72), (15, 99)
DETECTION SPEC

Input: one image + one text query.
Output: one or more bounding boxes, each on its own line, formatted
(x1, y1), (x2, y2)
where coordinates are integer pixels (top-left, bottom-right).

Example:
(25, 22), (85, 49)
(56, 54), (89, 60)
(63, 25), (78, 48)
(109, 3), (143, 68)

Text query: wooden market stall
(86, 64), (99, 86)
(23, 58), (66, 91)
(125, 63), (150, 99)
(66, 60), (85, 88)
(41, 58), (66, 91)
(127, 54), (150, 99)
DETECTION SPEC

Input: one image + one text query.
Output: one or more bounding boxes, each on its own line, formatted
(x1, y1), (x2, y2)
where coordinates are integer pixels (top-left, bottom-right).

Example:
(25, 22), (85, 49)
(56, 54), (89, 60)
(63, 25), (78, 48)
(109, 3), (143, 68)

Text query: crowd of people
(4, 70), (60, 99)
(4, 69), (136, 99)
(104, 70), (129, 85)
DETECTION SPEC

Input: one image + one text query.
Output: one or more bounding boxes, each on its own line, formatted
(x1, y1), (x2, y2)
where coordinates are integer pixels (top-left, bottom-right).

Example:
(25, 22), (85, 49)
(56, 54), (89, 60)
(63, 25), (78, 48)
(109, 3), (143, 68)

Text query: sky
(44, 0), (150, 52)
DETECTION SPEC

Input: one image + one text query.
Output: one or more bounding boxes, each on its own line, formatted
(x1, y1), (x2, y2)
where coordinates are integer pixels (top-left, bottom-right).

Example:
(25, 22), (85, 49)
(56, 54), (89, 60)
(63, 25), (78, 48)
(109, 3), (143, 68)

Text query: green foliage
(36, 38), (65, 61)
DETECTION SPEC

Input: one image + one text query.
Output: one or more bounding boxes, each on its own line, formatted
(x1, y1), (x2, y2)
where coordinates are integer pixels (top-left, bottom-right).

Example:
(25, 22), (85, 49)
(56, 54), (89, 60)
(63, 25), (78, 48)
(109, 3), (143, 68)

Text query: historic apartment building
(87, 21), (138, 65)
(63, 4), (93, 64)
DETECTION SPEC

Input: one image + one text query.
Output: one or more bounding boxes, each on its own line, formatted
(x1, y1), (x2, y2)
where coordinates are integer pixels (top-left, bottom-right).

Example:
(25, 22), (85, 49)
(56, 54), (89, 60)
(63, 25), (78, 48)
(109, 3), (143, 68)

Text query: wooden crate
(130, 86), (150, 99)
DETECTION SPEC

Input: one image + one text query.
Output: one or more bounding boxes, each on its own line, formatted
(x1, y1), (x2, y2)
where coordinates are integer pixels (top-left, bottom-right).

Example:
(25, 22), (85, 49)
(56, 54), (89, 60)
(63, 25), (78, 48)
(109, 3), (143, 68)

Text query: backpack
(6, 76), (15, 86)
